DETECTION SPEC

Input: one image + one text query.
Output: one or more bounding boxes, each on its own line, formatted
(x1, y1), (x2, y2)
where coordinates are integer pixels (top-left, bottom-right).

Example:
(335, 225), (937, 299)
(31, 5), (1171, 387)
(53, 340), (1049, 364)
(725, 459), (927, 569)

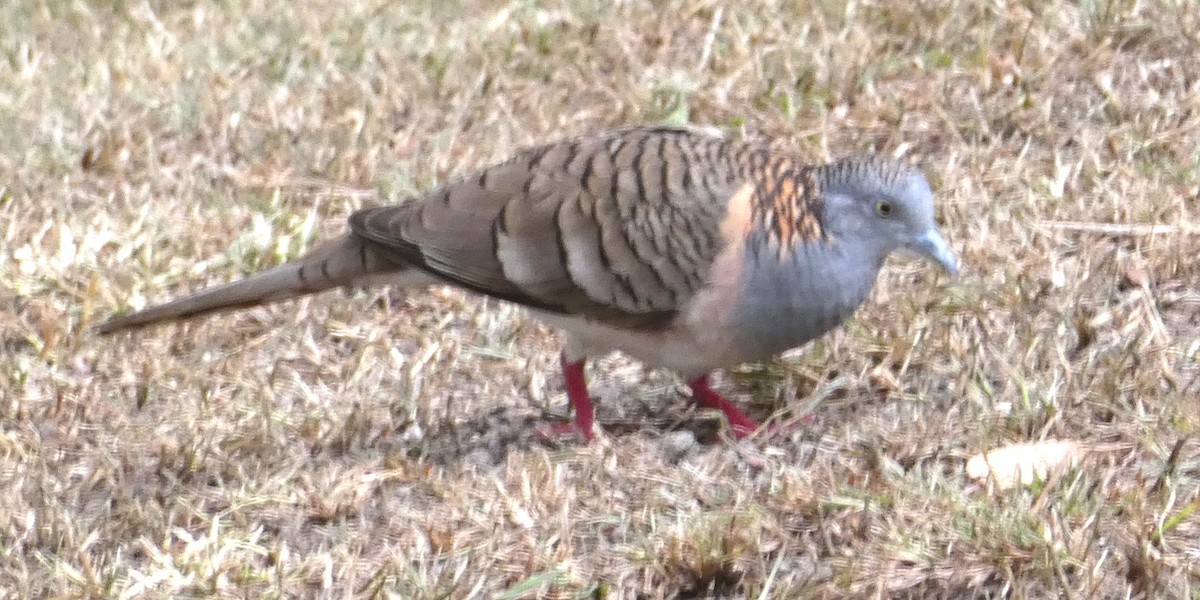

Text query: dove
(98, 125), (958, 441)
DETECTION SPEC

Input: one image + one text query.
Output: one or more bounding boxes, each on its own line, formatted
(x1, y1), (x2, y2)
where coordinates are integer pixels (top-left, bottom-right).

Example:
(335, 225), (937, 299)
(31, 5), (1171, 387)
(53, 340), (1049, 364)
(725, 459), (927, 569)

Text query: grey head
(817, 156), (958, 276)
(727, 156), (957, 363)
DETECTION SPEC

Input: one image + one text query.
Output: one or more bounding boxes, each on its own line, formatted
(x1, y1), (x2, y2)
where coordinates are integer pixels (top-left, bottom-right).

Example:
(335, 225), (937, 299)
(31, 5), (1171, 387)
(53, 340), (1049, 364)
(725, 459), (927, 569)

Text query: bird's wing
(351, 126), (762, 330)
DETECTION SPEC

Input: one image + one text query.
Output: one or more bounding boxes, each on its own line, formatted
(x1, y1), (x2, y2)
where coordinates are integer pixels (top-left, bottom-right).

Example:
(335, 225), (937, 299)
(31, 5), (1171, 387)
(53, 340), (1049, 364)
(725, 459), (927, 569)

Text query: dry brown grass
(2, 0), (1198, 598)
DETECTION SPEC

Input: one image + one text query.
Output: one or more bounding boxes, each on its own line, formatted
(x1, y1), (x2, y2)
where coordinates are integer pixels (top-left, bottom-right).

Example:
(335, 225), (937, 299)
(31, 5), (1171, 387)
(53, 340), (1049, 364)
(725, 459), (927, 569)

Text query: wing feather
(350, 127), (757, 330)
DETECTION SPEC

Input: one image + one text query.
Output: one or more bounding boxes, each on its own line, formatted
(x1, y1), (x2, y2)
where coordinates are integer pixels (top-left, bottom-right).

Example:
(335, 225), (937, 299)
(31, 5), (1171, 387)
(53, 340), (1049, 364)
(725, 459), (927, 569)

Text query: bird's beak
(906, 230), (959, 276)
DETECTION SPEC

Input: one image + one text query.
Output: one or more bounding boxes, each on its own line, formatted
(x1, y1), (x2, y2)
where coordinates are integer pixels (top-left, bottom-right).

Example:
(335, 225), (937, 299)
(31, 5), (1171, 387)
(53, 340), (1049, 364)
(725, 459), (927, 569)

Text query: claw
(535, 420), (593, 443)
(687, 374), (760, 438)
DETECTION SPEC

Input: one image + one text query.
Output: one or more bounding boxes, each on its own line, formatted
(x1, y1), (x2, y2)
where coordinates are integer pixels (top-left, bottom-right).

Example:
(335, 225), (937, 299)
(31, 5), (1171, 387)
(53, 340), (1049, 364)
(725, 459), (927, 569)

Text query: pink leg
(543, 354), (595, 441)
(688, 374), (760, 438)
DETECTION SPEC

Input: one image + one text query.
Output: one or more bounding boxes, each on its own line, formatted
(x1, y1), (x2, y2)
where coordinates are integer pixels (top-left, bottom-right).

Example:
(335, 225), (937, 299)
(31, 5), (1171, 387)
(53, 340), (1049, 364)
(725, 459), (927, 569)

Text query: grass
(1, 0), (1198, 597)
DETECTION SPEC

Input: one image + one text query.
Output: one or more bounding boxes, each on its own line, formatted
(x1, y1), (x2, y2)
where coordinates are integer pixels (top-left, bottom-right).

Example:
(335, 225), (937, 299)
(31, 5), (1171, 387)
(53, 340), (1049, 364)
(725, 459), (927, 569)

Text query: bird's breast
(727, 242), (881, 361)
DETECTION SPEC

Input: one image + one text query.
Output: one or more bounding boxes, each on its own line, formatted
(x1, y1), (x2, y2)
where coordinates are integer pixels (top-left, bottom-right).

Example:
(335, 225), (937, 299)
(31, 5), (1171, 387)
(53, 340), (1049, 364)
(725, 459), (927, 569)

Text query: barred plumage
(99, 125), (958, 441)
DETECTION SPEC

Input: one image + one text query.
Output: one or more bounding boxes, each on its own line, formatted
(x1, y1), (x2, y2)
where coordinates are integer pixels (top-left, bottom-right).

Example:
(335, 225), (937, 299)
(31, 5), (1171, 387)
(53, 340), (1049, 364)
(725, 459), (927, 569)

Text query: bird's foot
(687, 375), (820, 440)
(687, 374), (762, 438)
(534, 419), (595, 443)
(539, 354), (598, 444)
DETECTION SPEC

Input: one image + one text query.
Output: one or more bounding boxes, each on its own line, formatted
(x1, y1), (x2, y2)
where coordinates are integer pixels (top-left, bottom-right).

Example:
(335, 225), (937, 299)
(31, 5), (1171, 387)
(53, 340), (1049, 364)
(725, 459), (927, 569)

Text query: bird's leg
(540, 353), (596, 441)
(687, 374), (759, 438)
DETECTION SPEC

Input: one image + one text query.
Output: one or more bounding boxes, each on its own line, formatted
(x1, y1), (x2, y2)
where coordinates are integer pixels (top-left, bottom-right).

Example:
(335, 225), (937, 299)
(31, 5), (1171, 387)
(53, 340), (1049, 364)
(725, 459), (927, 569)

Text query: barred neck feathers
(722, 149), (827, 260)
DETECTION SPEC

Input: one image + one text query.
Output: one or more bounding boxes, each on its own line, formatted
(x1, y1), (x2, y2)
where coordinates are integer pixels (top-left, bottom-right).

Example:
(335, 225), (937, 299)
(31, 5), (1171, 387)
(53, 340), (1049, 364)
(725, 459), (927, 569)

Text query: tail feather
(97, 235), (406, 334)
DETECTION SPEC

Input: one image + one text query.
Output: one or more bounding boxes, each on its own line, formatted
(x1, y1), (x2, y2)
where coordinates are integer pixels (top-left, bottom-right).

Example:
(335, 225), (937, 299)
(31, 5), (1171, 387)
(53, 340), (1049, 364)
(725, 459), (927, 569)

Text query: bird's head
(818, 156), (958, 276)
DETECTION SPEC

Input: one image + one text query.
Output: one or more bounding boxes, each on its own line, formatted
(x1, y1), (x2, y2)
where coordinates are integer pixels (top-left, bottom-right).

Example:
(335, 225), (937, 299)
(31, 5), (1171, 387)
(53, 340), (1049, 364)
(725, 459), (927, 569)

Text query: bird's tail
(97, 235), (418, 334)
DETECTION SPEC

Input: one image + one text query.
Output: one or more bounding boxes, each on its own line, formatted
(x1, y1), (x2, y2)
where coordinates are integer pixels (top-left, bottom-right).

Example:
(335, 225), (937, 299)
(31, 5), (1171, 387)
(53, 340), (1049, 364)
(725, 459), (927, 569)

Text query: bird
(98, 125), (958, 441)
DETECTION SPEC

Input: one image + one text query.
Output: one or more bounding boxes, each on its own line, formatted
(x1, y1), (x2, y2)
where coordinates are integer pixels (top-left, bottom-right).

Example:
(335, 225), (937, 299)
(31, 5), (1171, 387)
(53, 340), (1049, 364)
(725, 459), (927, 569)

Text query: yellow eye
(875, 200), (893, 217)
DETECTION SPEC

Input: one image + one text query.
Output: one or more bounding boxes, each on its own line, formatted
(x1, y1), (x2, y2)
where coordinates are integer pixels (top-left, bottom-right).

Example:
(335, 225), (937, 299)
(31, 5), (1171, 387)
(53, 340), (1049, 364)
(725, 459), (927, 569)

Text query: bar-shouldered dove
(99, 126), (958, 440)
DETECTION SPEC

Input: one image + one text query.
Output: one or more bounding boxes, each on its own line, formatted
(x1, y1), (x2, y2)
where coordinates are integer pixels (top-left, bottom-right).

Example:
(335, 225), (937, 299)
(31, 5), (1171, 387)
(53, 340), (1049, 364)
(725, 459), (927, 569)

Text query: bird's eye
(874, 200), (893, 217)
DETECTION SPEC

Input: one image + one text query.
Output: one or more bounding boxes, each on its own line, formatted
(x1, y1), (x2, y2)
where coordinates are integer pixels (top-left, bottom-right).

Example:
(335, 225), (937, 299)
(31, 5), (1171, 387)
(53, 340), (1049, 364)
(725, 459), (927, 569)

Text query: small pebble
(660, 430), (697, 461)
(463, 447), (499, 469)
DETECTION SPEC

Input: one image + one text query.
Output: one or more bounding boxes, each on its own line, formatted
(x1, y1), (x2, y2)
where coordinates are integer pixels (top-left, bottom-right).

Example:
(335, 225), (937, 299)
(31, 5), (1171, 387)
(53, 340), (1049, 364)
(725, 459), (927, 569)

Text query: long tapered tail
(97, 235), (417, 334)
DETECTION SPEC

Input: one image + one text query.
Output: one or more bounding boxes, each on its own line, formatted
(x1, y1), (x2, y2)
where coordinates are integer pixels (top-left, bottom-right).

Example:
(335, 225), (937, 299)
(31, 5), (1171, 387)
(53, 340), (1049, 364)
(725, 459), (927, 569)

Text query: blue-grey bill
(909, 230), (959, 276)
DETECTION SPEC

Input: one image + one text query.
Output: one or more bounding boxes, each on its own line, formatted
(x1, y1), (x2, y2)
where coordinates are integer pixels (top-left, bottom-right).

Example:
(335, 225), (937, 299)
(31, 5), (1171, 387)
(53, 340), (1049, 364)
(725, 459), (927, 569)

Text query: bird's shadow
(402, 401), (771, 466)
